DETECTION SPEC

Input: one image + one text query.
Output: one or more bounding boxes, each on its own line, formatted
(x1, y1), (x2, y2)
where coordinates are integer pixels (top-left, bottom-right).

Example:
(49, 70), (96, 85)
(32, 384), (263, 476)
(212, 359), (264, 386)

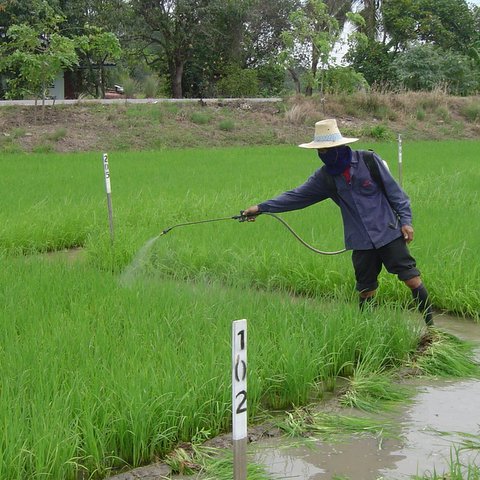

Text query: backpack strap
(321, 150), (387, 196)
(362, 150), (386, 196)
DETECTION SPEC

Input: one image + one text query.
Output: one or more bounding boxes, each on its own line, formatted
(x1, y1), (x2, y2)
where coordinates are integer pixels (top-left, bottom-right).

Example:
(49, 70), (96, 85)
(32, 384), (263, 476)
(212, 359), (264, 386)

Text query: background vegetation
(0, 0), (479, 100)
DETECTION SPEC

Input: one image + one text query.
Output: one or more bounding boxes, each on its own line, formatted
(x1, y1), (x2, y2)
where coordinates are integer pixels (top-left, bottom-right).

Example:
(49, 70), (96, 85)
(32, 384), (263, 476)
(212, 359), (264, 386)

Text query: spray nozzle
(234, 210), (261, 222)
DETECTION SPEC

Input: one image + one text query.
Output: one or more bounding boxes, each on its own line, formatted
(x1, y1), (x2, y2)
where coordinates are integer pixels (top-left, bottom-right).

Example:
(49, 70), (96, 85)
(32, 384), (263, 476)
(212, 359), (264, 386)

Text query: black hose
(262, 212), (346, 255)
(159, 212), (346, 256)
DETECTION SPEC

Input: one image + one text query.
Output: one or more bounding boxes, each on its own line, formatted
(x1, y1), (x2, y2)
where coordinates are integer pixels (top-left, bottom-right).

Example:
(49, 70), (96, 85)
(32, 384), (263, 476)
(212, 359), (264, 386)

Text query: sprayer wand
(159, 212), (346, 256)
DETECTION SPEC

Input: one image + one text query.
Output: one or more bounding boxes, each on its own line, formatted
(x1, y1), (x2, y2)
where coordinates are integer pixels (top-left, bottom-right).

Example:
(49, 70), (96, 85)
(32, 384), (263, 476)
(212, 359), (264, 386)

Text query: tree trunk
(170, 59), (184, 99)
(287, 68), (302, 94)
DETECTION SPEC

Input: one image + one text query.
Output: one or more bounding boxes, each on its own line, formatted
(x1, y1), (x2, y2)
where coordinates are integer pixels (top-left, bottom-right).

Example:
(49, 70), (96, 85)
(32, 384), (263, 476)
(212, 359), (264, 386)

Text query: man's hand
(401, 225), (414, 243)
(242, 205), (259, 221)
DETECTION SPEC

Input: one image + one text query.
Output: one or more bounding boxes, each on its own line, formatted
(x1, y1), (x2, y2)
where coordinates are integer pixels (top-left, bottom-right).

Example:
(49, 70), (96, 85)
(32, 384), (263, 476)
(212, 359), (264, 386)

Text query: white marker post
(232, 319), (247, 480)
(102, 153), (114, 244)
(398, 134), (403, 187)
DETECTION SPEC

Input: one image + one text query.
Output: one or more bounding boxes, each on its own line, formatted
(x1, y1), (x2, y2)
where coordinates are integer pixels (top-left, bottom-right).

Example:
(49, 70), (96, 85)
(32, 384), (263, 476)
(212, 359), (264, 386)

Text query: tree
(0, 7), (77, 115)
(129, 0), (215, 98)
(77, 25), (122, 98)
(280, 0), (355, 95)
(391, 44), (479, 95)
(382, 0), (477, 54)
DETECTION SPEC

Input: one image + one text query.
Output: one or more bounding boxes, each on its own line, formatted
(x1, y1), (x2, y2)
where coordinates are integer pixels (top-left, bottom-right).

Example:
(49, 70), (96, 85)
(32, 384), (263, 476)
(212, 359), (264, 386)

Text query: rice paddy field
(1, 140), (479, 479)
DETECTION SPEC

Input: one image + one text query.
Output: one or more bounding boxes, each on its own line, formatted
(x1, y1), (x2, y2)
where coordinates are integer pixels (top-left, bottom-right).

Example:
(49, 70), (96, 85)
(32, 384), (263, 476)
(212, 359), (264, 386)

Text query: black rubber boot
(412, 284), (434, 326)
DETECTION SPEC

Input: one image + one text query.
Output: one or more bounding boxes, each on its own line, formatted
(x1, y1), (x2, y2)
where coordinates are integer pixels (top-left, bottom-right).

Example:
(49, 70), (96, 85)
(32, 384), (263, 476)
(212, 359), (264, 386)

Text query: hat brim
(298, 137), (359, 149)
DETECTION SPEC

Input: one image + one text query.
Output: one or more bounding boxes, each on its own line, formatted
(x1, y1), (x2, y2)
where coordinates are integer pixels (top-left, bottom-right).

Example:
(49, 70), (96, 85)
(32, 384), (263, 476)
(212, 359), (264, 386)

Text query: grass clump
(275, 406), (395, 441)
(46, 127), (67, 142)
(340, 370), (411, 412)
(409, 329), (480, 377)
(190, 111), (211, 125)
(361, 123), (394, 141)
(218, 119), (235, 131)
(166, 445), (271, 480)
(460, 101), (480, 122)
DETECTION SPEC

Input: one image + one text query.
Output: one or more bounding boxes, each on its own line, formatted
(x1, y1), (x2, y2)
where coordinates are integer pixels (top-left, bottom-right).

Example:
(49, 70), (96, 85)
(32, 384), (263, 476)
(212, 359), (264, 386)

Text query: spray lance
(159, 211), (346, 256)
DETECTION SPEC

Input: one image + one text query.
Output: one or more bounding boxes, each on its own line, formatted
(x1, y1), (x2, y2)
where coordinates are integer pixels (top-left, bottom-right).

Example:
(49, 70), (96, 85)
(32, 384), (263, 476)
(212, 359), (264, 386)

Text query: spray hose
(160, 212), (346, 256)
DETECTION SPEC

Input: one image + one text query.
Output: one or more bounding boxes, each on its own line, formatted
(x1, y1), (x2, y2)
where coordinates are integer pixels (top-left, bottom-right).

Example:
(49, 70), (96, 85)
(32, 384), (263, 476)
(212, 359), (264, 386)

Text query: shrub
(416, 108), (426, 121)
(362, 124), (394, 141)
(284, 103), (318, 125)
(323, 67), (369, 94)
(391, 44), (479, 96)
(435, 106), (451, 122)
(256, 62), (285, 96)
(47, 128), (67, 142)
(460, 101), (480, 122)
(216, 65), (259, 98)
(218, 119), (235, 131)
(190, 112), (211, 125)
(11, 127), (26, 138)
(142, 75), (159, 98)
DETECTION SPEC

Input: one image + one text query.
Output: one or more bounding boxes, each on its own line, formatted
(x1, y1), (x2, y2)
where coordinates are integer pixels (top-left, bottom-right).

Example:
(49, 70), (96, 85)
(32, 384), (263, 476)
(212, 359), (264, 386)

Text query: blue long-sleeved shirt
(258, 150), (412, 250)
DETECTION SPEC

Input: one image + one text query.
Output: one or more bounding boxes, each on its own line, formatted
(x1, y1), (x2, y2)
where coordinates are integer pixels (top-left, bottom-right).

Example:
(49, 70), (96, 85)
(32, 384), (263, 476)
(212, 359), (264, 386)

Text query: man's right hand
(242, 205), (260, 221)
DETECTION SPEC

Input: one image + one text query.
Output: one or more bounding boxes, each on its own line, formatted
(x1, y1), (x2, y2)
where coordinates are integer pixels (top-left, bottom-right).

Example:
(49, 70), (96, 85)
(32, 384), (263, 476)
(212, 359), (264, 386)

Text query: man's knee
(404, 276), (422, 289)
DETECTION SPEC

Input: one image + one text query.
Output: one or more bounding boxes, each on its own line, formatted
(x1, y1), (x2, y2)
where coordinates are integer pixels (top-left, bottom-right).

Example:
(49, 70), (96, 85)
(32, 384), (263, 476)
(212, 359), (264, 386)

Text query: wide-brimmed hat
(298, 119), (358, 149)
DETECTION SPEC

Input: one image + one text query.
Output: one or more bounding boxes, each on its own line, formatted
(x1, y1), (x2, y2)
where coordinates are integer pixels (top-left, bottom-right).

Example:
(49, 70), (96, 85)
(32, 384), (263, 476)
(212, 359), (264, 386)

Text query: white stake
(232, 319), (247, 480)
(398, 134), (403, 187)
(102, 153), (114, 244)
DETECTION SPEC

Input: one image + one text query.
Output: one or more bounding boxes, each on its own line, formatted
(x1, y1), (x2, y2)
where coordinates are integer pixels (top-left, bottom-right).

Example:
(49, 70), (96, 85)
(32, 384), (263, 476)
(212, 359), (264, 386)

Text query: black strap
(363, 150), (386, 196)
(323, 150), (386, 195)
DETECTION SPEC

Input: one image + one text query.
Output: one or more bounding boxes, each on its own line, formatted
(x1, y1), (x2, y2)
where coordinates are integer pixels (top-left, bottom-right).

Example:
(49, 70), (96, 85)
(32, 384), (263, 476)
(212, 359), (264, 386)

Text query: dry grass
(1, 92), (479, 153)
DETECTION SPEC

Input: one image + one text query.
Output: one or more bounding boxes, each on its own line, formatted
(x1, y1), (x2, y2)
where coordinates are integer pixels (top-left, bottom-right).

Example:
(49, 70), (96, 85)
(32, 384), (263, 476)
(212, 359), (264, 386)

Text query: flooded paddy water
(254, 314), (480, 479)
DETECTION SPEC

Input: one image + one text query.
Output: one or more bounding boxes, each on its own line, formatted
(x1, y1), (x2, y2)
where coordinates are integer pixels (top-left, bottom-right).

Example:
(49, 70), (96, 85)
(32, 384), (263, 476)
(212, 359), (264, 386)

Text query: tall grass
(0, 257), (420, 478)
(0, 141), (479, 478)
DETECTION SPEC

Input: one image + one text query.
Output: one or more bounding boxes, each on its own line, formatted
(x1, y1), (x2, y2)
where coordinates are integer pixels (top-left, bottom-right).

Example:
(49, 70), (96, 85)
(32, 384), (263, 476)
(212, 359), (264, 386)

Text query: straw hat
(298, 119), (358, 149)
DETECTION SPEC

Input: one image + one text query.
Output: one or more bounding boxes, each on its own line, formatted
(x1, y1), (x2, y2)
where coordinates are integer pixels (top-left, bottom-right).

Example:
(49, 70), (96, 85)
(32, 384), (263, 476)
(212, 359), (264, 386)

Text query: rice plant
(0, 141), (479, 478)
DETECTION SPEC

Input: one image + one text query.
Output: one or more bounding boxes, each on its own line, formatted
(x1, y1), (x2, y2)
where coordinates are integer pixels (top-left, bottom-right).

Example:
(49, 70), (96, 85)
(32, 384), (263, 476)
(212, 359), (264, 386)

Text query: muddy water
(254, 314), (480, 479)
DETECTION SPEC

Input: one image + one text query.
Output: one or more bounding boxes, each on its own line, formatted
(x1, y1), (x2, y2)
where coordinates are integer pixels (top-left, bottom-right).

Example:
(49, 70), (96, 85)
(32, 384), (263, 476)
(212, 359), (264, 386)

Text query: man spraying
(243, 119), (433, 326)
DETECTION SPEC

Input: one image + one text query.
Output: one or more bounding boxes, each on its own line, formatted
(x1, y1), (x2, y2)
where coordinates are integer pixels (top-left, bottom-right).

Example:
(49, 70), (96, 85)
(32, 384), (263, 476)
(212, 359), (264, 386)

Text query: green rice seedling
(413, 447), (480, 479)
(1, 141), (480, 478)
(275, 406), (396, 441)
(340, 369), (412, 412)
(200, 449), (274, 480)
(409, 329), (480, 377)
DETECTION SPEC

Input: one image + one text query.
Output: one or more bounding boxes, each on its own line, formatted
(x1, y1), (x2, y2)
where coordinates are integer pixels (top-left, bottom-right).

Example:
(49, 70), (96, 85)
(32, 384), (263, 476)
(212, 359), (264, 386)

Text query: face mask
(318, 146), (352, 175)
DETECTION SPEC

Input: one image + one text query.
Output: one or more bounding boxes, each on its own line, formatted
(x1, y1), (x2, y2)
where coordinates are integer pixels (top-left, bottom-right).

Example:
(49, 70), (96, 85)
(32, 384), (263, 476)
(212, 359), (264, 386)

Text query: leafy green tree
(77, 25), (122, 98)
(391, 44), (479, 95)
(382, 0), (477, 54)
(280, 0), (344, 96)
(346, 39), (396, 87)
(129, 0), (215, 98)
(0, 10), (77, 109)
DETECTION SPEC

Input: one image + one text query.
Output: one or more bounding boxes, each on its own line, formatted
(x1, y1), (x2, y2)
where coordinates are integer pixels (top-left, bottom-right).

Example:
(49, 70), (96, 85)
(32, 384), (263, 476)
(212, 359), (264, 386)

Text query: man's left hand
(401, 225), (414, 243)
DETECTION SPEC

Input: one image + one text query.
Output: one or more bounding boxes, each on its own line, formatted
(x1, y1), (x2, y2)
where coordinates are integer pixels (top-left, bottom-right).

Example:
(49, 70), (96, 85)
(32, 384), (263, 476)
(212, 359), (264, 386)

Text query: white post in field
(398, 134), (403, 187)
(232, 319), (247, 480)
(102, 153), (114, 244)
